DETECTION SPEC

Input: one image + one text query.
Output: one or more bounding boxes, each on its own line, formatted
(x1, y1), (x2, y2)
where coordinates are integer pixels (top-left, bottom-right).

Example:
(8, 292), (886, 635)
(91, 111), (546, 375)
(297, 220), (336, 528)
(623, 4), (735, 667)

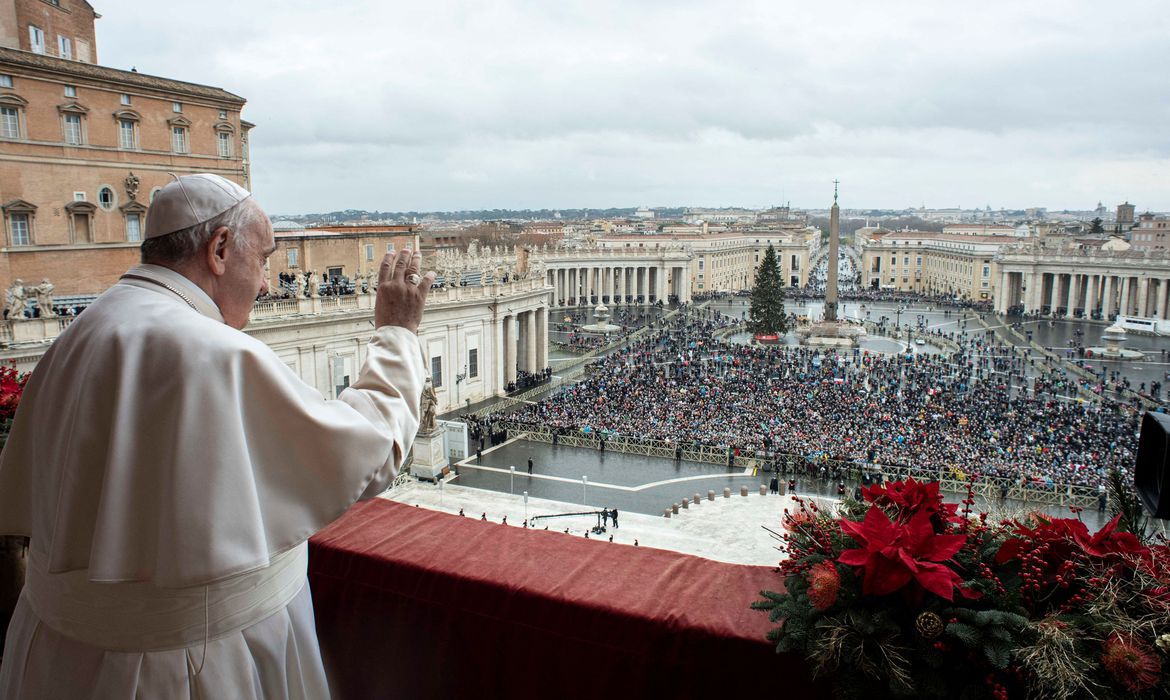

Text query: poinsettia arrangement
(0, 364), (27, 438)
(754, 476), (1170, 699)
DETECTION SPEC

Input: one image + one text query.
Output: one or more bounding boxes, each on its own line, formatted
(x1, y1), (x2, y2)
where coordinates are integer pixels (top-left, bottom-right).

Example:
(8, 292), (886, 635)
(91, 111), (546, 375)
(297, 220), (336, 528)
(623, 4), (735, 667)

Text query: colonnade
(997, 270), (1170, 321)
(544, 264), (691, 306)
(496, 307), (549, 386)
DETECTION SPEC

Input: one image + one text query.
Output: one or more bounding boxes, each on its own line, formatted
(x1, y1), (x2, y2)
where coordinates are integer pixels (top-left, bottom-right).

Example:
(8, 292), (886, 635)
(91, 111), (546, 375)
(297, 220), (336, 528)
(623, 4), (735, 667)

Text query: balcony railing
(308, 498), (822, 698)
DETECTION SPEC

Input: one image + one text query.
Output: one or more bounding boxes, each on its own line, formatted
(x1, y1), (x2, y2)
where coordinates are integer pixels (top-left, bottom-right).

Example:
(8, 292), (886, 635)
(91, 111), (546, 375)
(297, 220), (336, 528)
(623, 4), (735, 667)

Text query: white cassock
(0, 264), (425, 699)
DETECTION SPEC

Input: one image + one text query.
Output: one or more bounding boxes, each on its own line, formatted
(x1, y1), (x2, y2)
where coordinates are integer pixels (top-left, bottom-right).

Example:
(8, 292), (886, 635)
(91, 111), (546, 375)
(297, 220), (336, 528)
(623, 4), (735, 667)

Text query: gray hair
(140, 200), (264, 265)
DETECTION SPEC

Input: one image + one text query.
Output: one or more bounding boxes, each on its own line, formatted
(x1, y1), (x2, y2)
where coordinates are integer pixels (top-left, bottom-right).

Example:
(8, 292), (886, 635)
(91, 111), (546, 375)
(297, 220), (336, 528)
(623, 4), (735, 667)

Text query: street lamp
(510, 465), (515, 495)
(582, 475), (588, 505)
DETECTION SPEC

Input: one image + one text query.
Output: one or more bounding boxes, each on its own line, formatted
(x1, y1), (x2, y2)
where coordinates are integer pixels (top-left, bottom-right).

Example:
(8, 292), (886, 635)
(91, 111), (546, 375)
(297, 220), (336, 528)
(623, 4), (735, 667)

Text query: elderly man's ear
(205, 226), (233, 277)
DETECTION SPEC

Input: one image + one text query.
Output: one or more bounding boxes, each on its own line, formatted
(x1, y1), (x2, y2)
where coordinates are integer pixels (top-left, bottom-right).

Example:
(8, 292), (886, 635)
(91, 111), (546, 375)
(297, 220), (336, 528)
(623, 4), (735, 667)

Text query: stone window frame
(2, 200), (37, 246)
(120, 200), (147, 243)
(168, 115), (191, 153)
(58, 101), (89, 145)
(114, 109), (141, 150)
(64, 200), (96, 244)
(97, 185), (117, 211)
(214, 121), (235, 158)
(0, 94), (28, 140)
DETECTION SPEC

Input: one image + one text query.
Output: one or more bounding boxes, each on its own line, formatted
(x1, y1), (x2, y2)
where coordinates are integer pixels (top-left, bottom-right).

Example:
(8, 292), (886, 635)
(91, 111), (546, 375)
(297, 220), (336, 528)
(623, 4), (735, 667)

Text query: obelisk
(824, 180), (840, 322)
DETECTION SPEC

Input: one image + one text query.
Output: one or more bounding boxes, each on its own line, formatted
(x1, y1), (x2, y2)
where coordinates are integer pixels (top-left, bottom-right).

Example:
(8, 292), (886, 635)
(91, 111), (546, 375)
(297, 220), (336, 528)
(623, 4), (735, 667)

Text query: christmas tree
(748, 245), (787, 336)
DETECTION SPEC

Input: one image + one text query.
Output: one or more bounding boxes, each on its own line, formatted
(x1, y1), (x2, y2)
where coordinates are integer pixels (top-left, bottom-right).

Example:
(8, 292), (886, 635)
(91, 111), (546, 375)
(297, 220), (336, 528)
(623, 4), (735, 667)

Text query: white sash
(23, 542), (308, 652)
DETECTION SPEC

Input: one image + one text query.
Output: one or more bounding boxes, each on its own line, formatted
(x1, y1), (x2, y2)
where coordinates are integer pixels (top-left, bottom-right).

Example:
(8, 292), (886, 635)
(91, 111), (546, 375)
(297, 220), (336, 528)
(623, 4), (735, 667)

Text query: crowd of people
(499, 310), (1142, 491)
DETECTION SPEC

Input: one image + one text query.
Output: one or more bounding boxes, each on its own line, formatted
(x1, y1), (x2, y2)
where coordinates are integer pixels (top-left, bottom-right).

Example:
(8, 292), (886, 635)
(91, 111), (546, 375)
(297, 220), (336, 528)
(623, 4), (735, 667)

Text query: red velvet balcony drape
(309, 499), (824, 699)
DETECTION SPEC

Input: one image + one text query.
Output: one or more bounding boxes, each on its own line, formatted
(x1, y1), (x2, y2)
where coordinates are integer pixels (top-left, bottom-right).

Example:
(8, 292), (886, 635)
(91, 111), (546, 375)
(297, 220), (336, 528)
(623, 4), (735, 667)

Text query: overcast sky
(95, 0), (1169, 214)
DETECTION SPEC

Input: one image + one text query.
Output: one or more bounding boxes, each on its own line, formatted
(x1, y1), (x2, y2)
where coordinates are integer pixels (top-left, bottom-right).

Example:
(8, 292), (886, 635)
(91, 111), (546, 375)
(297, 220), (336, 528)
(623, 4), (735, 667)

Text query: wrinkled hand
(374, 248), (435, 333)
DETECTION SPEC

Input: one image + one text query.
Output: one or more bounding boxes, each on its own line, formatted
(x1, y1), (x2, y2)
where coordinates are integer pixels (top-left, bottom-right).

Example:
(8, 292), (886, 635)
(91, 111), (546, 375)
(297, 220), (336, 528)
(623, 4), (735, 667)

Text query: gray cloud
(93, 0), (1170, 212)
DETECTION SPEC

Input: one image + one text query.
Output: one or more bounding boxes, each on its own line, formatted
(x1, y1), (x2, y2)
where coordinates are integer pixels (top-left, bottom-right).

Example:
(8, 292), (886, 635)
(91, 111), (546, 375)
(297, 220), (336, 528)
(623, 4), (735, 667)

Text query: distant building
(271, 224), (417, 288)
(942, 224), (1019, 237)
(1116, 201), (1136, 233)
(860, 230), (1014, 300)
(0, 0), (251, 295)
(1130, 215), (1170, 252)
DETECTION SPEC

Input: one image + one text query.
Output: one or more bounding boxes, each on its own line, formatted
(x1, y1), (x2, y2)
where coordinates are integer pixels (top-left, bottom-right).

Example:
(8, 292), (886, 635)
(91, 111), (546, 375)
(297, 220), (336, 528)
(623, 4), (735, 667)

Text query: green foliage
(1107, 467), (1149, 540)
(748, 245), (787, 336)
(1090, 217), (1105, 234)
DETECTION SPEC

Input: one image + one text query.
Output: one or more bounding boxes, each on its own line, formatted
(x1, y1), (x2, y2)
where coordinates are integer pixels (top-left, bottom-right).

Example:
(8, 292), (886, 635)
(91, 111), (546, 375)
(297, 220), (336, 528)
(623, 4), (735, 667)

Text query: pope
(0, 174), (435, 699)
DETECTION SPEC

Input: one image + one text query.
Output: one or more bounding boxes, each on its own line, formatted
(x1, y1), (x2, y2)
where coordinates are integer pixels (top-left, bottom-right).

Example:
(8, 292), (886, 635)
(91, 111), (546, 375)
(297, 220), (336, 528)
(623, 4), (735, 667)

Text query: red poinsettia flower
(838, 506), (967, 601)
(995, 514), (1147, 565)
(862, 477), (957, 524)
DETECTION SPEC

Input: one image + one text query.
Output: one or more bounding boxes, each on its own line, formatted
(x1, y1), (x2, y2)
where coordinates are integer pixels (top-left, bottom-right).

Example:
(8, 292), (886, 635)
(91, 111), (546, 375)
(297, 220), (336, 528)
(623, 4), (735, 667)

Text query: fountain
(1087, 323), (1145, 359)
(580, 304), (623, 335)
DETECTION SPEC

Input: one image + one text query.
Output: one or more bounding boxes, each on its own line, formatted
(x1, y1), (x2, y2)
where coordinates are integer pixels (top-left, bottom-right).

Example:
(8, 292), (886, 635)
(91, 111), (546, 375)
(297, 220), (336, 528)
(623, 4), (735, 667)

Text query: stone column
(1137, 277), (1150, 318)
(1026, 272), (1041, 313)
(1068, 274), (1081, 317)
(526, 310), (538, 372)
(1119, 277), (1131, 317)
(1046, 273), (1057, 314)
(1086, 274), (1098, 319)
(681, 266), (692, 303)
(508, 315), (520, 385)
(1155, 279), (1167, 320)
(499, 315), (511, 388)
(536, 308), (549, 370)
(1102, 276), (1114, 319)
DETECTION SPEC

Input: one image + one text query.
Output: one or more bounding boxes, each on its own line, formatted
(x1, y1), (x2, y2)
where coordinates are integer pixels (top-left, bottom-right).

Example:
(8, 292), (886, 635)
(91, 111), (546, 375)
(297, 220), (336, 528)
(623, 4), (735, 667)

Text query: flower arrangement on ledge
(0, 364), (27, 440)
(754, 475), (1170, 699)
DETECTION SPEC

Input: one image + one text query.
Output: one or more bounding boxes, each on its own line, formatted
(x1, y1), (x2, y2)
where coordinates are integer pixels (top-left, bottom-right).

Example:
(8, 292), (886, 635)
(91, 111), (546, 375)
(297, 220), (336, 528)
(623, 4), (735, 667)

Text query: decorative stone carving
(124, 172), (140, 201)
(306, 271), (320, 298)
(293, 272), (306, 298)
(6, 280), (26, 320)
(419, 377), (438, 433)
(33, 279), (56, 318)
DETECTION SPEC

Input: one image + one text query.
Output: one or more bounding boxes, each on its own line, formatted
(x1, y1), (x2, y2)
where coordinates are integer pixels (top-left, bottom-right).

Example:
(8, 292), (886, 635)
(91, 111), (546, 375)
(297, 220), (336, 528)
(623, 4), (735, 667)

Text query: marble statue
(33, 279), (56, 318)
(419, 377), (438, 433)
(293, 272), (306, 298)
(6, 280), (26, 320)
(306, 271), (320, 298)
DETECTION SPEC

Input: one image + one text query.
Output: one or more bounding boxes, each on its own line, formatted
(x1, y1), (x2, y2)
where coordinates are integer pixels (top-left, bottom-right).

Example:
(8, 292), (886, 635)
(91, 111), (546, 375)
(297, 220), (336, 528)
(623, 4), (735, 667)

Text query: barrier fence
(496, 422), (1100, 509)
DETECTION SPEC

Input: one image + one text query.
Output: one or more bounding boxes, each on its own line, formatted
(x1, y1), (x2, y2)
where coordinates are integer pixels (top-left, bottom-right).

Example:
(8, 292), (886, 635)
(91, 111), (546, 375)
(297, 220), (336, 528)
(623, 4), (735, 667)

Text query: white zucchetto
(144, 174), (252, 240)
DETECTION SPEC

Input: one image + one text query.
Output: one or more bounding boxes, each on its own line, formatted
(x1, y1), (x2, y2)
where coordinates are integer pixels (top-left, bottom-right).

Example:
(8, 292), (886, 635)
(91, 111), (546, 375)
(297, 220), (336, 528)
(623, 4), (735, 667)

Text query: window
(77, 39), (91, 63)
(0, 107), (18, 138)
(219, 109), (227, 119)
(63, 113), (83, 144)
(64, 85), (76, 97)
(118, 119), (136, 149)
(120, 93), (131, 105)
(287, 249), (298, 267)
(0, 75), (11, 88)
(468, 348), (478, 378)
(126, 213), (142, 242)
(217, 131), (232, 157)
(97, 186), (115, 210)
(73, 191), (85, 202)
(172, 101), (182, 113)
(57, 35), (72, 60)
(430, 356), (443, 388)
(29, 26), (45, 54)
(171, 126), (188, 153)
(9, 213), (30, 245)
(332, 355), (354, 398)
(387, 243), (394, 252)
(365, 244), (374, 261)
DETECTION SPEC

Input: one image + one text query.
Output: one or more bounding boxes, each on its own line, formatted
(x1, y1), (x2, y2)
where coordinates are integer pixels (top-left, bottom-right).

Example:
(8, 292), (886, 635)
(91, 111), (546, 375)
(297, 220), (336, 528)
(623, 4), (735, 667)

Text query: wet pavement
(452, 437), (1117, 530)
